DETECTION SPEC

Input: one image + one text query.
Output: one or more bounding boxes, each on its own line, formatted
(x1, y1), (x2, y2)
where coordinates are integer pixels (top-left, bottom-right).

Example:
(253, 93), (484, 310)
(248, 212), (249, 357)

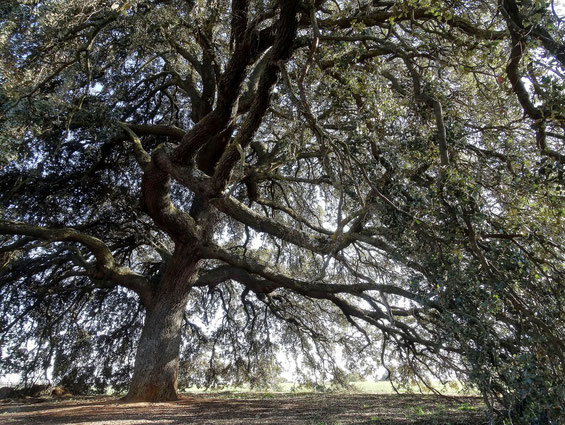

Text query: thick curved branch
(318, 8), (506, 40)
(201, 244), (429, 305)
(502, 0), (565, 68)
(0, 221), (153, 306)
(118, 122), (151, 170)
(389, 47), (450, 166)
(151, 154), (333, 254)
(141, 158), (199, 244)
(213, 195), (332, 254)
(502, 2), (565, 163)
(197, 254), (454, 352)
(213, 1), (301, 192)
(172, 25), (277, 164)
(255, 197), (332, 235)
(505, 35), (543, 121)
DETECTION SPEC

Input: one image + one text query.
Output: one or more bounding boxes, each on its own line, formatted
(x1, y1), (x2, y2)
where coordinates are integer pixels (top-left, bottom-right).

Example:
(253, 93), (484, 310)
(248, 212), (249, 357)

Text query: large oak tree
(1, 0), (563, 423)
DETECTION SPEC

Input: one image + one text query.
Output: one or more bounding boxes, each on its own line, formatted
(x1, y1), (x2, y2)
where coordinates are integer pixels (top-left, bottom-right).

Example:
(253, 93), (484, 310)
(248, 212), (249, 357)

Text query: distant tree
(1, 0), (563, 422)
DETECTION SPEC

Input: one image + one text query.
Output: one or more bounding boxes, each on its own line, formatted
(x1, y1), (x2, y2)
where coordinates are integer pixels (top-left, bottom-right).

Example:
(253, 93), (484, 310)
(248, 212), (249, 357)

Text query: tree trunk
(124, 245), (200, 402)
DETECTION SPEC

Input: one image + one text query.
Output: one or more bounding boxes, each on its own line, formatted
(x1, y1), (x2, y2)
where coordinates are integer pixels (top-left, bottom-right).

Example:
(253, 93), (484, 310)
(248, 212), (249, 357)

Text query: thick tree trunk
(124, 296), (186, 401)
(124, 245), (200, 402)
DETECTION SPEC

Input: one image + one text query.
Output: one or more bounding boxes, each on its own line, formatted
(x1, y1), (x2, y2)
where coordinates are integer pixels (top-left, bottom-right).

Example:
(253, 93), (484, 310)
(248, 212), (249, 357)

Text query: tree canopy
(0, 0), (564, 423)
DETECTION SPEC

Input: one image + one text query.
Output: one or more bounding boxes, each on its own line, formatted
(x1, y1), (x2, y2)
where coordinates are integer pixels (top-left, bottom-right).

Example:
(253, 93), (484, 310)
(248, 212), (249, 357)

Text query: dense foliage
(1, 0), (563, 423)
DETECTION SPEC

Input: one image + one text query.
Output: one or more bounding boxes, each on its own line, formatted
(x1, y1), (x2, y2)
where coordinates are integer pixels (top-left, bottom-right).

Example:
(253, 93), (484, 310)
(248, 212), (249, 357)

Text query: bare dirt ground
(0, 393), (486, 425)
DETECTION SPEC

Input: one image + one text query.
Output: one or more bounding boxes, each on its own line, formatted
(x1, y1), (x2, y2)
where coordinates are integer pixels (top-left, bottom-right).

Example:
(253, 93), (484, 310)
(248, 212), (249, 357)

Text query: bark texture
(124, 298), (186, 401)
(124, 246), (200, 402)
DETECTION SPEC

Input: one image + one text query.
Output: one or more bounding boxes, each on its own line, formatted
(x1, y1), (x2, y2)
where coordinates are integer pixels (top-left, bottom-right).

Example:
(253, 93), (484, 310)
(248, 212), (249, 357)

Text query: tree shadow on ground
(0, 393), (486, 424)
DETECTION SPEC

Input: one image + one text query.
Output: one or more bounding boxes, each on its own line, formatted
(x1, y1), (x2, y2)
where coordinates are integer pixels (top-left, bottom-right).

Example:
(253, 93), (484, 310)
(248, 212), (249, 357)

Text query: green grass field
(180, 380), (477, 396)
(349, 380), (477, 395)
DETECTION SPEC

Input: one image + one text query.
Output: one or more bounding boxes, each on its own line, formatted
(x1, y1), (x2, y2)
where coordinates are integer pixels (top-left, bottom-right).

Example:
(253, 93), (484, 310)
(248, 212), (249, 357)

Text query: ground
(0, 392), (485, 425)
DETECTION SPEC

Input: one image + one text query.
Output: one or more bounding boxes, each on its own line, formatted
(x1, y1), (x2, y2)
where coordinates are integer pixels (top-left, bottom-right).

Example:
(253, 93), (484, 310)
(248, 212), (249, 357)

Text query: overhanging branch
(0, 221), (153, 306)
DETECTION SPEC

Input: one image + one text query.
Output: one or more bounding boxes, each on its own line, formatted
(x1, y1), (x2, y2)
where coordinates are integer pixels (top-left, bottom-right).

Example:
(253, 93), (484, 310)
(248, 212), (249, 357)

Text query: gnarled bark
(124, 245), (201, 402)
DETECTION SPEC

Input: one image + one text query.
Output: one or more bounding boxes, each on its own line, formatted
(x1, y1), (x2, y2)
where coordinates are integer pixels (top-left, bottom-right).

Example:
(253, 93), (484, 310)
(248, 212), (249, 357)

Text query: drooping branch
(200, 244), (431, 306)
(194, 257), (454, 352)
(0, 221), (153, 306)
